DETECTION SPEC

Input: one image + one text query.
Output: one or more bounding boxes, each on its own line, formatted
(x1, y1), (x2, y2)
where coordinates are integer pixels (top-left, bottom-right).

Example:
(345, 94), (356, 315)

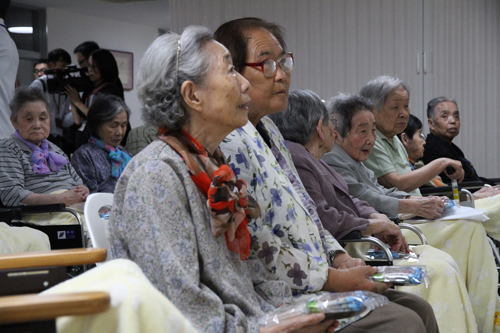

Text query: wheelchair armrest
(340, 230), (363, 240)
(399, 223), (428, 245)
(0, 248), (107, 270)
(0, 207), (22, 222)
(340, 232), (394, 266)
(420, 186), (454, 195)
(19, 203), (67, 214)
(455, 181), (485, 191)
(0, 292), (110, 325)
(389, 217), (400, 225)
(421, 181), (484, 194)
(484, 178), (500, 185)
(0, 204), (67, 223)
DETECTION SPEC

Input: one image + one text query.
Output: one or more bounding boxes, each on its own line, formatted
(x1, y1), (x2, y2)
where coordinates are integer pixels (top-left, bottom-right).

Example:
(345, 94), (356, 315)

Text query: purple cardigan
(287, 140), (376, 239)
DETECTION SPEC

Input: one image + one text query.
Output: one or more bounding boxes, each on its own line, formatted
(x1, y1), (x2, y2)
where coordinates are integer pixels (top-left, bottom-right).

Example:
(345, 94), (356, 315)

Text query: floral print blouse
(108, 140), (293, 332)
(220, 117), (344, 294)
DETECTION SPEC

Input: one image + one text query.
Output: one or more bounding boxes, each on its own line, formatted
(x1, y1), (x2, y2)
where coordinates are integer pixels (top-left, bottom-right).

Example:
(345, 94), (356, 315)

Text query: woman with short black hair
(71, 94), (132, 194)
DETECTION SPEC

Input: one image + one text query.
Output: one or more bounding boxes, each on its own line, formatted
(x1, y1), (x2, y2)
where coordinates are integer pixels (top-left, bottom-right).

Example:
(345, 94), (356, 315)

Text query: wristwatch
(328, 249), (345, 264)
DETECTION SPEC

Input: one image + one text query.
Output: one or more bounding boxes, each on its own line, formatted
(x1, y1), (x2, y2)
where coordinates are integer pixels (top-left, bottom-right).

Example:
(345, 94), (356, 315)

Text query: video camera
(44, 66), (93, 94)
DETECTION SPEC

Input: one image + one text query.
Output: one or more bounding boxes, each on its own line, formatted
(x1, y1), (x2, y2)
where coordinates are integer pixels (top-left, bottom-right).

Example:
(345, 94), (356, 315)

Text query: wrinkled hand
(333, 253), (365, 269)
(260, 313), (338, 333)
(75, 185), (90, 200)
(366, 213), (409, 253)
(323, 266), (391, 294)
(443, 159), (465, 182)
(65, 85), (82, 105)
(473, 186), (500, 199)
(373, 230), (409, 253)
(410, 196), (444, 219)
(60, 186), (88, 206)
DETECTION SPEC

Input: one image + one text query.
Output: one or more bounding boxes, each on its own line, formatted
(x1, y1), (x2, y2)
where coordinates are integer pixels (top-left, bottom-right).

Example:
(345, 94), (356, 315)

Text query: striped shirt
(0, 136), (82, 206)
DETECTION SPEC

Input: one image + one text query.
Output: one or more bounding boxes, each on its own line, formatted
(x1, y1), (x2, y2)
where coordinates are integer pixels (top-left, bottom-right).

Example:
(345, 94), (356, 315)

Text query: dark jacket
(422, 133), (480, 184)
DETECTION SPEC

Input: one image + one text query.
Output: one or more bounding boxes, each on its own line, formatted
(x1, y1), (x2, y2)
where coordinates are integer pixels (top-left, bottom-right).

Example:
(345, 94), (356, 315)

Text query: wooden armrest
(0, 248), (107, 270)
(0, 292), (110, 324)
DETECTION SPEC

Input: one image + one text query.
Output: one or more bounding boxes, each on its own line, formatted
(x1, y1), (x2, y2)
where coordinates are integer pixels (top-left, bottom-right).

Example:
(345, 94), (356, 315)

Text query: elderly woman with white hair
(324, 92), (500, 333)
(271, 89), (479, 333)
(360, 76), (464, 196)
(106, 26), (342, 333)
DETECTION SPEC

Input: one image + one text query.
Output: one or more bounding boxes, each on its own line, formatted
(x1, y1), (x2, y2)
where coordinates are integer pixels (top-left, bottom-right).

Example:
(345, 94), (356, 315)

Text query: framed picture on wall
(109, 50), (133, 91)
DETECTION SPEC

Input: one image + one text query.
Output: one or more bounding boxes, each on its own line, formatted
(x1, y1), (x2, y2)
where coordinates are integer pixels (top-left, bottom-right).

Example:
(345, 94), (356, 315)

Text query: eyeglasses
(33, 69), (45, 74)
(244, 53), (294, 78)
(420, 133), (426, 140)
(78, 58), (87, 66)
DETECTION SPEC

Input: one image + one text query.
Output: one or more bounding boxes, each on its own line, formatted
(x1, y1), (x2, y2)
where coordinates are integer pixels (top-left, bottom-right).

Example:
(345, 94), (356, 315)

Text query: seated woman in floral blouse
(215, 17), (437, 333)
(71, 95), (132, 193)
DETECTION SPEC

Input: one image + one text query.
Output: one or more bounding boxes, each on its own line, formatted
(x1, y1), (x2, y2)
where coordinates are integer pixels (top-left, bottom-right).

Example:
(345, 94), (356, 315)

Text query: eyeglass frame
(87, 61), (97, 71)
(78, 58), (87, 66)
(243, 52), (294, 78)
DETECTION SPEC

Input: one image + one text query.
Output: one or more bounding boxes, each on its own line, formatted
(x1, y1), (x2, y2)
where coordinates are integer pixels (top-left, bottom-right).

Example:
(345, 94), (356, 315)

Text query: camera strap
(91, 82), (113, 96)
(52, 94), (61, 113)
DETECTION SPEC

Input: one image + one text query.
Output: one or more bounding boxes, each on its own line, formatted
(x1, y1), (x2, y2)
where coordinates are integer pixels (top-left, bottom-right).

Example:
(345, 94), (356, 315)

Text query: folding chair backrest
(84, 193), (113, 263)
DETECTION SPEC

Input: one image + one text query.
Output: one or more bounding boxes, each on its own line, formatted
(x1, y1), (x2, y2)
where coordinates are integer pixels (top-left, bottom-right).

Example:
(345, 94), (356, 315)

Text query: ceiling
(11, 0), (170, 30)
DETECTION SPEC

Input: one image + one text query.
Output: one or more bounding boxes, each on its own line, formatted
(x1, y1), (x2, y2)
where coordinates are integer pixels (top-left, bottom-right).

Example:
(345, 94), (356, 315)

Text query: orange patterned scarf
(158, 128), (260, 260)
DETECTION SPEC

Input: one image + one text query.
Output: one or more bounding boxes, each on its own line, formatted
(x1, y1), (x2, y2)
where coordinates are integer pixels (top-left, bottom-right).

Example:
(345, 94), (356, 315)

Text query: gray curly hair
(137, 26), (214, 130)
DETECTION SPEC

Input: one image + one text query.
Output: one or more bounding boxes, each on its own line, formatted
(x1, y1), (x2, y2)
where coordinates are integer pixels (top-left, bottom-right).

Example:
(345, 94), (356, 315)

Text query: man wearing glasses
(33, 59), (48, 80)
(73, 41), (99, 68)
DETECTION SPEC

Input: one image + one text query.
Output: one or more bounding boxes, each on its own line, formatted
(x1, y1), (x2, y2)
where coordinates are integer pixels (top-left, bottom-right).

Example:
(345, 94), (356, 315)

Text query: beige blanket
(43, 259), (198, 333)
(0, 222), (50, 254)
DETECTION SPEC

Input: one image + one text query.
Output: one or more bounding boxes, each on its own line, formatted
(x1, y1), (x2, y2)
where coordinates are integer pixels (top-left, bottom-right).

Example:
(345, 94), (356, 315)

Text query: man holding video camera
(29, 48), (74, 154)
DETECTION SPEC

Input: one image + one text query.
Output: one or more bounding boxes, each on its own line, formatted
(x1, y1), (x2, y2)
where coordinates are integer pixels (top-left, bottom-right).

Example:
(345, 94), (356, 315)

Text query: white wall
(169, 0), (500, 178)
(46, 8), (160, 127)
